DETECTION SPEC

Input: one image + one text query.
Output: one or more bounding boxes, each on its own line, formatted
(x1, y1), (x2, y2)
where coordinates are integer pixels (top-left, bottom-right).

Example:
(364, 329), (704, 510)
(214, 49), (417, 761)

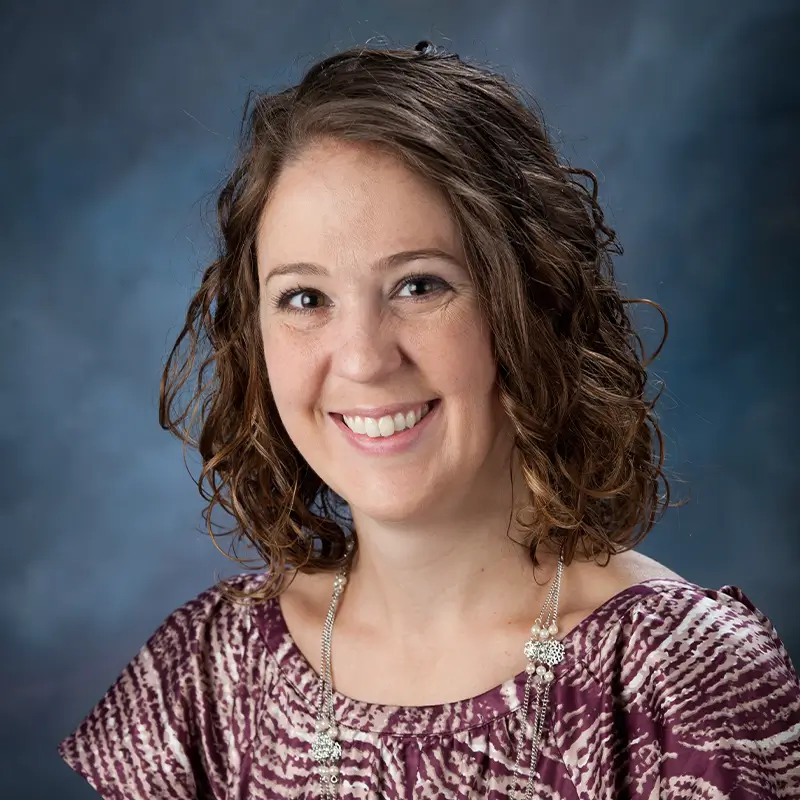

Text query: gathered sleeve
(57, 576), (261, 799)
(643, 586), (800, 798)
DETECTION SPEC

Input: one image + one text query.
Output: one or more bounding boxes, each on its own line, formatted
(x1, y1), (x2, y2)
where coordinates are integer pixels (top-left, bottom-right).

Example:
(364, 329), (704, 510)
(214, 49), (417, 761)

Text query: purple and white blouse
(59, 574), (800, 798)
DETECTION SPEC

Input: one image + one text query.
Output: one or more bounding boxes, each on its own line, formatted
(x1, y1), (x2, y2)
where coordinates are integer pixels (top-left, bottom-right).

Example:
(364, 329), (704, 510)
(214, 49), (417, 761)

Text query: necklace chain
(310, 551), (565, 798)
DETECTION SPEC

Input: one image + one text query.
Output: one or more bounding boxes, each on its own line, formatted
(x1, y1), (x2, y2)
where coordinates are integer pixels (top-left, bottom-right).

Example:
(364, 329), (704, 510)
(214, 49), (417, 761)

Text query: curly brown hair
(159, 41), (670, 601)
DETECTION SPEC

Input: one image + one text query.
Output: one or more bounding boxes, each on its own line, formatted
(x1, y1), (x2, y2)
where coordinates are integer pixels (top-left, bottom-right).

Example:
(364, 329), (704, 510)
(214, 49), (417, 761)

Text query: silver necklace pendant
(511, 557), (565, 800)
(312, 734), (341, 794)
(523, 635), (566, 669)
(310, 552), (565, 799)
(311, 724), (341, 764)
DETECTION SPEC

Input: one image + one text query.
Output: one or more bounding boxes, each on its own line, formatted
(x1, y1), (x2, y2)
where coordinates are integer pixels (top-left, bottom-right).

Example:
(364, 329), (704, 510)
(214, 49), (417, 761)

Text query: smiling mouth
(334, 400), (438, 439)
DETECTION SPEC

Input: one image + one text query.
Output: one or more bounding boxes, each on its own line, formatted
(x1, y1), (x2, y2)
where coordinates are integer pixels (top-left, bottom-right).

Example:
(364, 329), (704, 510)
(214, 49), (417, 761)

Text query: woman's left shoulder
(642, 580), (800, 789)
(615, 573), (800, 792)
(599, 551), (792, 671)
(558, 554), (800, 793)
(622, 574), (800, 745)
(625, 574), (793, 673)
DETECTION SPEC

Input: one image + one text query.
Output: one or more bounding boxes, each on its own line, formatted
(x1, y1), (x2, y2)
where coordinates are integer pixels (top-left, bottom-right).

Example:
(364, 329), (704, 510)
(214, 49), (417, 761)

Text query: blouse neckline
(252, 577), (691, 736)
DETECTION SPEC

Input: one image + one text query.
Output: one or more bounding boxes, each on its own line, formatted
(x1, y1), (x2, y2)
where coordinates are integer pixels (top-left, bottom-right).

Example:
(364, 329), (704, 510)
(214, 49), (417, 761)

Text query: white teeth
(349, 416), (366, 434)
(342, 403), (431, 438)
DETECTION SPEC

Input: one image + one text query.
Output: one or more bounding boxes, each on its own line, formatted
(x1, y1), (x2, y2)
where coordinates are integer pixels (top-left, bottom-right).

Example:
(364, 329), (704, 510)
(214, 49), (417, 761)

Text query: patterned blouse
(58, 573), (800, 798)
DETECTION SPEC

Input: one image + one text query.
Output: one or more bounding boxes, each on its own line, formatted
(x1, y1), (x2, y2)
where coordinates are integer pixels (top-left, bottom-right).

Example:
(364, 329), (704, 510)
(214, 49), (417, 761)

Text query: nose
(330, 306), (404, 384)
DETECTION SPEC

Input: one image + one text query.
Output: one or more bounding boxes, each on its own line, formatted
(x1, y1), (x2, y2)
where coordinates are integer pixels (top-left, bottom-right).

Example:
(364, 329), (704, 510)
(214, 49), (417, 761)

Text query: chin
(345, 498), (429, 525)
(337, 486), (439, 526)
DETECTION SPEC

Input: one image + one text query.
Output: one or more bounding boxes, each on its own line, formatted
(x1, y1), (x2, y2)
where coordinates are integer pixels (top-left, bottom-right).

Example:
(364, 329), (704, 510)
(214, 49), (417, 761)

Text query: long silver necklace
(310, 553), (566, 798)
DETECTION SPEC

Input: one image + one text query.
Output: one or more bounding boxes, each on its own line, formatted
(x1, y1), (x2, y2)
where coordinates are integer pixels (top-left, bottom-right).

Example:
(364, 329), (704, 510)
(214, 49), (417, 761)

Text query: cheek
(413, 304), (497, 398)
(261, 322), (320, 414)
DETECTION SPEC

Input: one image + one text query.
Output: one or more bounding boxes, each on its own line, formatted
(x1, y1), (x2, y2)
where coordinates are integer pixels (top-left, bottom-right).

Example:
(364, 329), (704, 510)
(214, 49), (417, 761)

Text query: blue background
(1, 1), (798, 797)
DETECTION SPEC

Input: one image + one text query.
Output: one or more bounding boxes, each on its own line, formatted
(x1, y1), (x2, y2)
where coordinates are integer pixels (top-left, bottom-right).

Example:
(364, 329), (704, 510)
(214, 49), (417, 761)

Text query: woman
(58, 42), (800, 799)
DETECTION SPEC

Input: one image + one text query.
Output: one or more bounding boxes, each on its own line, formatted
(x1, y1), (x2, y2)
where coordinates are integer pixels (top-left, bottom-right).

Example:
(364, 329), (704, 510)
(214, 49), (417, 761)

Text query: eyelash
(270, 273), (451, 315)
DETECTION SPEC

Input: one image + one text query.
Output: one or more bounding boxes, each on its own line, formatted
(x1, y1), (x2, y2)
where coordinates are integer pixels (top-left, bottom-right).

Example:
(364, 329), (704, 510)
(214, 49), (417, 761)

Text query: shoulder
(567, 552), (791, 685)
(146, 571), (268, 657)
(115, 571), (273, 691)
(617, 579), (800, 791)
(557, 576), (800, 794)
(618, 578), (796, 682)
(58, 572), (273, 800)
(597, 577), (799, 699)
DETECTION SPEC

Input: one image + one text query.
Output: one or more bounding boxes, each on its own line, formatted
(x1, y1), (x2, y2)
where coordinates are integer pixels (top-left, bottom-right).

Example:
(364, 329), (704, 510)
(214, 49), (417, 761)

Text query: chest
(242, 660), (665, 800)
(332, 633), (529, 706)
(284, 603), (534, 706)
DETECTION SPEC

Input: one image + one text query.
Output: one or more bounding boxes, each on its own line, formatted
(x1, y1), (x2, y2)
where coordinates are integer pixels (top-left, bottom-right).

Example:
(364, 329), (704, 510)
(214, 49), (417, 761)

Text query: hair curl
(159, 42), (671, 601)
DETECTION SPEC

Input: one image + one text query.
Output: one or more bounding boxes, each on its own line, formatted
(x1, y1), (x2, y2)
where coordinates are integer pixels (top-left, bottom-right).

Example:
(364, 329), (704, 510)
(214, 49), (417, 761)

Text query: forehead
(256, 140), (463, 268)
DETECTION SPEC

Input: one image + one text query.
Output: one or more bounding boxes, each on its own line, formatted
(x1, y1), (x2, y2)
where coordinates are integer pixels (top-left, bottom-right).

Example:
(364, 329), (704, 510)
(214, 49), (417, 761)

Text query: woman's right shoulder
(57, 571), (281, 800)
(133, 570), (281, 665)
(170, 570), (276, 637)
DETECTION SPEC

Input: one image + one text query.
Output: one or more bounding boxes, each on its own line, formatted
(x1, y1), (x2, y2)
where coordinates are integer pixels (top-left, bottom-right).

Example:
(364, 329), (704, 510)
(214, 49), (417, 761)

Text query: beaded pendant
(311, 721), (342, 793)
(523, 623), (566, 680)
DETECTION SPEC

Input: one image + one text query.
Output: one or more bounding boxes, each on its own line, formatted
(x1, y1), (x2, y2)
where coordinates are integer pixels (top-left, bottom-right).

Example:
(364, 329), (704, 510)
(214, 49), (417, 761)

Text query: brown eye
(397, 275), (448, 298)
(408, 279), (434, 296)
(277, 289), (329, 311)
(295, 292), (324, 308)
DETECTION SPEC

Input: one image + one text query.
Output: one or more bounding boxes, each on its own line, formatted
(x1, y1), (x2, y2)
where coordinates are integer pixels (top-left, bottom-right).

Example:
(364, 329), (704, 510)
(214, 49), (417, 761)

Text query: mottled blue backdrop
(1, 1), (798, 797)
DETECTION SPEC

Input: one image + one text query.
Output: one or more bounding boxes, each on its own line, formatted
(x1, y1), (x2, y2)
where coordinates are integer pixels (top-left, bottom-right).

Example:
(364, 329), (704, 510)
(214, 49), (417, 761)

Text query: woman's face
(257, 139), (513, 523)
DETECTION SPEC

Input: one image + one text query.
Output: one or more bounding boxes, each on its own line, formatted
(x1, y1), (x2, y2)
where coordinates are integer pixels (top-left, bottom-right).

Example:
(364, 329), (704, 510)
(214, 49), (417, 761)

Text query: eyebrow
(262, 248), (462, 284)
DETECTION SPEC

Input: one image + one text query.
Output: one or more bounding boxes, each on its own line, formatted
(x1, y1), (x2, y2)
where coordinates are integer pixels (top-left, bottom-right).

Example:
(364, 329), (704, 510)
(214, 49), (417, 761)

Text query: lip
(330, 399), (440, 455)
(331, 400), (436, 419)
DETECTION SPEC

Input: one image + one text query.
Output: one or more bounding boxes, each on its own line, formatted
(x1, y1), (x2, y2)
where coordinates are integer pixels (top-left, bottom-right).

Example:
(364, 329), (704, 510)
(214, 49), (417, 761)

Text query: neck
(340, 471), (562, 645)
